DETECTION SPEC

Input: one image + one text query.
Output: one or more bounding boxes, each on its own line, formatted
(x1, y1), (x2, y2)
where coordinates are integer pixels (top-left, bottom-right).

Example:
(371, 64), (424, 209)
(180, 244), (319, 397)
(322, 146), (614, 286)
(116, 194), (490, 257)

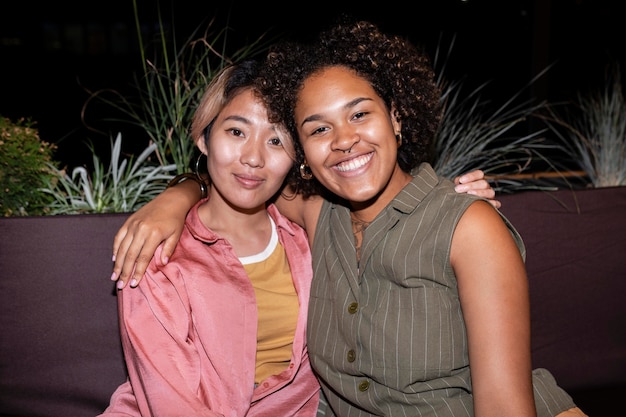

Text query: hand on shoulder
(454, 170), (500, 209)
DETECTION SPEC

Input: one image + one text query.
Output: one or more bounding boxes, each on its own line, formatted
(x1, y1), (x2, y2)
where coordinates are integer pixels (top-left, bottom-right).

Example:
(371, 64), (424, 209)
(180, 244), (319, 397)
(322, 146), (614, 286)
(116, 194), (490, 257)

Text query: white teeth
(336, 153), (372, 172)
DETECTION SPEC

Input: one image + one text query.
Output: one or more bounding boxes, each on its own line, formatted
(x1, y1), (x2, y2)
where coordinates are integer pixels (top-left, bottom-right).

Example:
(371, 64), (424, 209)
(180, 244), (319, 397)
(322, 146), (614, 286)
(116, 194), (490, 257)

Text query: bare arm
(274, 169), (499, 239)
(112, 179), (202, 288)
(451, 201), (535, 416)
(274, 187), (324, 247)
(112, 169), (497, 288)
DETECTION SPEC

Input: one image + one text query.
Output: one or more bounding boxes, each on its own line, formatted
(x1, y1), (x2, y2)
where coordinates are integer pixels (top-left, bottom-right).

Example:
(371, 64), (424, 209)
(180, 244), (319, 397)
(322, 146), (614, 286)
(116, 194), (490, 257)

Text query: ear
(390, 105), (402, 137)
(196, 135), (208, 155)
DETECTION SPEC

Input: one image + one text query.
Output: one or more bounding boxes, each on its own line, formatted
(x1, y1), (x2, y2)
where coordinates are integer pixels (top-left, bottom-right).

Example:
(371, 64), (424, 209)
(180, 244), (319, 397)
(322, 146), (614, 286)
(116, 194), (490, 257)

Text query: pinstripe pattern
(307, 163), (575, 417)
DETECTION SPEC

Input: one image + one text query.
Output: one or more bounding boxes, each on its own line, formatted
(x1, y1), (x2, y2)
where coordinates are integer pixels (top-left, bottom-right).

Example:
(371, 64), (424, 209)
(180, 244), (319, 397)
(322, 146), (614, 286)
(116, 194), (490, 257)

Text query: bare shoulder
(452, 200), (520, 263)
(458, 200), (509, 235)
(301, 195), (323, 244)
(275, 190), (323, 239)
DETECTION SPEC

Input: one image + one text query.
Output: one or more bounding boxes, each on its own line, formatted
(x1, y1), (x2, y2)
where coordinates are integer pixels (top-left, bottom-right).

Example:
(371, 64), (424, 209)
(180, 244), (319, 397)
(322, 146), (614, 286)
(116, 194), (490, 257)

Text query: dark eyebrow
(205, 114), (250, 140)
(300, 97), (373, 129)
(221, 114), (280, 136)
(223, 115), (250, 124)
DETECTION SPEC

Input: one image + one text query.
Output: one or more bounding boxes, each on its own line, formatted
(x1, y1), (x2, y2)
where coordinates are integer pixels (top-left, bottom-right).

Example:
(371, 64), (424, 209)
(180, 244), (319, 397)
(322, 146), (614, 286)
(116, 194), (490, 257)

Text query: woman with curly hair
(252, 20), (585, 417)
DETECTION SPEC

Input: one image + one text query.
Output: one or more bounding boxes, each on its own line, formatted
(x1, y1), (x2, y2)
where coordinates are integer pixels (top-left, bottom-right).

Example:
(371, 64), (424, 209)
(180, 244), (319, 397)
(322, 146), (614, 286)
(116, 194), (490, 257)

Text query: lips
(335, 152), (373, 172)
(234, 174), (264, 187)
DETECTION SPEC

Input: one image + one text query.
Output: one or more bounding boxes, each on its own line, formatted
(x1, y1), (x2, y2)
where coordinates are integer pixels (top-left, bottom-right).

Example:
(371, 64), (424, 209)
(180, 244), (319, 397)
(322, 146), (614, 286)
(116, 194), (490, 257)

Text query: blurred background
(1, 0), (624, 169)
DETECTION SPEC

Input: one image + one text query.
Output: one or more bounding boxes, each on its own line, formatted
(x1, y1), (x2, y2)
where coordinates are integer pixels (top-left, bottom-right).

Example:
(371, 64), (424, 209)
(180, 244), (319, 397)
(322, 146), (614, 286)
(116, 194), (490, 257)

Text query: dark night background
(1, 0), (624, 169)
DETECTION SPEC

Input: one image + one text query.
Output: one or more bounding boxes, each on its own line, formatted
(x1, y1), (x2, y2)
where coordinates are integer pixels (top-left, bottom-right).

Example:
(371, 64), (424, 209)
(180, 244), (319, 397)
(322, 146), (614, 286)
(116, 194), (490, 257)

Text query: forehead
(296, 66), (380, 114)
(302, 66), (372, 93)
(212, 88), (271, 126)
(222, 88), (265, 112)
(215, 87), (294, 144)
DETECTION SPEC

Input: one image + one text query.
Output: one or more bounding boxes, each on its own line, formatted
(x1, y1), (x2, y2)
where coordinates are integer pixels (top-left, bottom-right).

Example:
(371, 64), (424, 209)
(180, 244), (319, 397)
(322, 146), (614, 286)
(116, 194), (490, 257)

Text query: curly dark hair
(256, 20), (443, 197)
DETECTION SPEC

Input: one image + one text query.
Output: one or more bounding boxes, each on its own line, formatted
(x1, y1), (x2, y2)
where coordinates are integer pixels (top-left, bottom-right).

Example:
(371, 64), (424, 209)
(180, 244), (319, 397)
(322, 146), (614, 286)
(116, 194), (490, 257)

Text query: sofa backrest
(499, 186), (626, 392)
(1, 187), (625, 416)
(0, 213), (130, 417)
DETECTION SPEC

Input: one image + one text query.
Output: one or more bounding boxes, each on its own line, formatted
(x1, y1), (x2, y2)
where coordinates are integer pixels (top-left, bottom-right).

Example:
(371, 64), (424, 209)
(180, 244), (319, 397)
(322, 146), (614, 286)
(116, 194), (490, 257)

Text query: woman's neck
(349, 166), (412, 223)
(198, 198), (271, 258)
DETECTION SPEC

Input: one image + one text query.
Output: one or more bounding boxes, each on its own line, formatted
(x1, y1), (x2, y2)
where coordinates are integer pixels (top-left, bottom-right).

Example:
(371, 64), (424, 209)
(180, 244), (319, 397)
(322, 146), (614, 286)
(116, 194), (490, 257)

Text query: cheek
(208, 138), (238, 162)
(269, 153), (295, 178)
(205, 154), (222, 180)
(205, 144), (235, 177)
(301, 140), (325, 169)
(306, 152), (331, 181)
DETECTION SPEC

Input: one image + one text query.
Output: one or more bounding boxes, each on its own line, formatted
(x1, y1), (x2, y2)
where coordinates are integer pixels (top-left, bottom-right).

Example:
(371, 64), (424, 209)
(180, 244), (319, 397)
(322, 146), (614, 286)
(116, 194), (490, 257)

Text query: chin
(338, 188), (378, 204)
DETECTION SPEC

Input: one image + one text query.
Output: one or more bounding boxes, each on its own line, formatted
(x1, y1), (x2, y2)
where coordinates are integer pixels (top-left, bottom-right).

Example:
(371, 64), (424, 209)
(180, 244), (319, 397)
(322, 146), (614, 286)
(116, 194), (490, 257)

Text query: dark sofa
(1, 186), (625, 416)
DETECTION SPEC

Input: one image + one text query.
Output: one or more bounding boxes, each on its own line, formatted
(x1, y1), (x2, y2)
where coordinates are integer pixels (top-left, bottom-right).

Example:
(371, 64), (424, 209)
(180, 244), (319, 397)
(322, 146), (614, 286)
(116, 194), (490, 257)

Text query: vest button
(347, 302), (358, 314)
(358, 380), (370, 392)
(347, 349), (356, 362)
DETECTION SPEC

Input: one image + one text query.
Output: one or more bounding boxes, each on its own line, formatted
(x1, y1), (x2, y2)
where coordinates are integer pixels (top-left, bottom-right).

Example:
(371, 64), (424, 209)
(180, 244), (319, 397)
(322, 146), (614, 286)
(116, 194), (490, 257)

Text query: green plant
(432, 73), (566, 192)
(8, 3), (274, 217)
(41, 132), (176, 214)
(430, 39), (561, 192)
(83, 1), (275, 174)
(0, 116), (58, 216)
(541, 64), (626, 187)
(433, 79), (542, 174)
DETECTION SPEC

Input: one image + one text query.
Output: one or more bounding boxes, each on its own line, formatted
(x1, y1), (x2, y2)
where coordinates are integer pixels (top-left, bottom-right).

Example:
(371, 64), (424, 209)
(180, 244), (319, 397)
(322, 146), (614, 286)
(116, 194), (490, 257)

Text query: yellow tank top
(240, 217), (298, 384)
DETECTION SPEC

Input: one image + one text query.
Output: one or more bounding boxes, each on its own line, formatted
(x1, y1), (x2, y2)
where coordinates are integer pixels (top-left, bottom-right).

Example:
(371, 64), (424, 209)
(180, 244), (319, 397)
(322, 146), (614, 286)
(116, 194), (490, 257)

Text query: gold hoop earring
(299, 162), (313, 180)
(395, 133), (402, 144)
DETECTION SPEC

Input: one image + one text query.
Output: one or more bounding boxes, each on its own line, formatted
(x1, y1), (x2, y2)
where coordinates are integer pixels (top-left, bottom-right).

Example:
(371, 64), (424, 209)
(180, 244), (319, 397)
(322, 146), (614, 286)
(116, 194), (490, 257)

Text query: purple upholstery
(0, 213), (129, 417)
(1, 187), (625, 416)
(499, 186), (626, 414)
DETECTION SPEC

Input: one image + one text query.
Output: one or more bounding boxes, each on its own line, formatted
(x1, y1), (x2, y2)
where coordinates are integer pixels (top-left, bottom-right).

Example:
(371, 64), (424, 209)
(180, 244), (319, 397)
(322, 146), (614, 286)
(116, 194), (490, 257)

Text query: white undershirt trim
(239, 216), (278, 265)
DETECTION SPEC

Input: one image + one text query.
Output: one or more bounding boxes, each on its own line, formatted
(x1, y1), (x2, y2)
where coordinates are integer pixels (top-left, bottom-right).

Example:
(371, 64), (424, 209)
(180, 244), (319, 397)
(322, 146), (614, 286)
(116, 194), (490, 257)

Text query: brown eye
(227, 128), (244, 137)
(312, 126), (329, 135)
(269, 137), (282, 146)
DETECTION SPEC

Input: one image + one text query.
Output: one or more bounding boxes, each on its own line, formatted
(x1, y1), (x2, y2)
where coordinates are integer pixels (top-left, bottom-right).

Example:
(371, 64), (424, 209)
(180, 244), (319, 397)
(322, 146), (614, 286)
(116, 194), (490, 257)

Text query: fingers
(126, 246), (156, 289)
(112, 224), (129, 263)
(465, 187), (501, 209)
(453, 170), (501, 209)
(160, 236), (180, 266)
(110, 182), (195, 289)
(111, 220), (168, 289)
(489, 199), (502, 209)
(454, 169), (485, 185)
(467, 187), (495, 199)
(110, 221), (143, 289)
(454, 178), (491, 194)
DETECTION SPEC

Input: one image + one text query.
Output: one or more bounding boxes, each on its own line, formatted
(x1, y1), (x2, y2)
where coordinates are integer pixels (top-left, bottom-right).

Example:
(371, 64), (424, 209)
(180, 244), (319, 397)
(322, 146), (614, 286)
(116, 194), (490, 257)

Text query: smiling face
(197, 88), (294, 214)
(294, 66), (412, 214)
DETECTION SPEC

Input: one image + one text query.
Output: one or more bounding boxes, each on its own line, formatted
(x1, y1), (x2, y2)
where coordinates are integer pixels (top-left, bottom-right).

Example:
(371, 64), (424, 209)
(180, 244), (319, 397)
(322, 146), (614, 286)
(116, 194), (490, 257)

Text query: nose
(239, 137), (264, 167)
(332, 126), (360, 153)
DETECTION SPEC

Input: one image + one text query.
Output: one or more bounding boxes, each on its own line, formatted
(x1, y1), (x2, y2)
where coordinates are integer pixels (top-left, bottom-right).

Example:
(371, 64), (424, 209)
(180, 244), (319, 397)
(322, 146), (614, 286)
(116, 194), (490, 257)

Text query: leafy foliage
(33, 3), (274, 216)
(83, 1), (275, 174)
(541, 64), (626, 187)
(41, 133), (176, 214)
(433, 76), (548, 178)
(0, 117), (58, 216)
(431, 40), (571, 192)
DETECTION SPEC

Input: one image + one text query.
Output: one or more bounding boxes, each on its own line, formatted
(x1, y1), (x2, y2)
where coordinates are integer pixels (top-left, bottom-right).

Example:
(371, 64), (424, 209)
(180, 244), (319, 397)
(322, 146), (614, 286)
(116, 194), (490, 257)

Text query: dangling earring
(299, 162), (313, 180)
(168, 153), (208, 199)
(194, 153), (207, 180)
(395, 133), (402, 145)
